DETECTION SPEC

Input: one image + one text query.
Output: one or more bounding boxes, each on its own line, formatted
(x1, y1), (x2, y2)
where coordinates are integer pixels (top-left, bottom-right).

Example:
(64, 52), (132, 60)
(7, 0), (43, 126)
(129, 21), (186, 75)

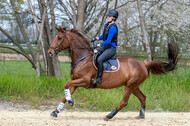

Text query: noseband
(50, 30), (67, 54)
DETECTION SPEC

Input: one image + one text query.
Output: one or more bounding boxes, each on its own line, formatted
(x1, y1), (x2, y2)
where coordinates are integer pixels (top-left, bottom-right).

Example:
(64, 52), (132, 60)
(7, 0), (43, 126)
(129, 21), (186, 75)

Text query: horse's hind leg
(133, 87), (146, 119)
(104, 86), (132, 121)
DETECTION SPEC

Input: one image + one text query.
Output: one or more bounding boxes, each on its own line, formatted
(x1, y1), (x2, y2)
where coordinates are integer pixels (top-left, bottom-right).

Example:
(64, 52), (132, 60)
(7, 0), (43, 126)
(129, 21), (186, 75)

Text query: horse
(48, 27), (178, 121)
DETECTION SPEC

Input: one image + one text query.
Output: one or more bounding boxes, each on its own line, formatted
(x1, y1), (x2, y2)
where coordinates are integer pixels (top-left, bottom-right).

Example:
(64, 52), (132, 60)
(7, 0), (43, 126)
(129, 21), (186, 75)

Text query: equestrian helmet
(106, 9), (119, 20)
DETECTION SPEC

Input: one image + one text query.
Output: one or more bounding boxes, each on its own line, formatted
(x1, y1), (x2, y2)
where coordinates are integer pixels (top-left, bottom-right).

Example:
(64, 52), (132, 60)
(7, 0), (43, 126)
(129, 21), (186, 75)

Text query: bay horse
(48, 27), (178, 121)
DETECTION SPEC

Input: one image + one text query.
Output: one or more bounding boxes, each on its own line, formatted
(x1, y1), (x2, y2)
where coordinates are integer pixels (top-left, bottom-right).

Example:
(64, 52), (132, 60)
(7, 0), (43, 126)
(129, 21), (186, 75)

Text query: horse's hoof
(103, 116), (110, 121)
(51, 111), (57, 117)
(135, 115), (145, 119)
(68, 99), (75, 107)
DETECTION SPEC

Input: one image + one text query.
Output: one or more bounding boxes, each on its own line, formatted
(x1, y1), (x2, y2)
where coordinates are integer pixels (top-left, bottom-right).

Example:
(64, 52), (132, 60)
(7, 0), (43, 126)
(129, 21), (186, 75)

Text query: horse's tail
(144, 43), (179, 75)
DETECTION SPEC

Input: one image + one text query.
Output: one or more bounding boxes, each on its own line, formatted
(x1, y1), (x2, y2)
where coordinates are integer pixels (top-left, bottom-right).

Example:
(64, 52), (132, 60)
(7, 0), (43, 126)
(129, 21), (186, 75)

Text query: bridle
(50, 30), (67, 55)
(49, 30), (93, 71)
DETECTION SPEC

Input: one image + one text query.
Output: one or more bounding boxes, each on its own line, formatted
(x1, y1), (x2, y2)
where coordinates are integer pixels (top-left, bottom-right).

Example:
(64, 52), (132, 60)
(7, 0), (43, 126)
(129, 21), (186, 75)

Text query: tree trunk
(43, 27), (55, 76)
(160, 34), (163, 54)
(10, 0), (36, 62)
(114, 0), (118, 9)
(38, 0), (55, 77)
(149, 23), (153, 60)
(76, 0), (85, 31)
(49, 0), (63, 78)
(71, 0), (77, 27)
(28, 0), (48, 76)
(49, 0), (56, 38)
(151, 31), (158, 60)
(137, 0), (152, 61)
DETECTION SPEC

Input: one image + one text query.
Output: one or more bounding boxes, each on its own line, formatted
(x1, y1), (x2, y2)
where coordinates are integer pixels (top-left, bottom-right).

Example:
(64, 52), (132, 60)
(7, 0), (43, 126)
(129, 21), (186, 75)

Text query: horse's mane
(70, 28), (92, 49)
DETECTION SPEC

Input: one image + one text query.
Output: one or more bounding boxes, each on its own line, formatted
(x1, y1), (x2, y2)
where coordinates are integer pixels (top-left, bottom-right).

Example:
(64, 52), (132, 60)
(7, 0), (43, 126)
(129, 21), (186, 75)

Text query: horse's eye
(58, 36), (62, 40)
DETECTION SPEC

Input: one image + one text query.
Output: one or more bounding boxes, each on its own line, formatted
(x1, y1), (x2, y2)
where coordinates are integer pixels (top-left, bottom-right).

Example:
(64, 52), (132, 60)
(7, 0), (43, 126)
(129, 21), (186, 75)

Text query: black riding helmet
(106, 9), (119, 21)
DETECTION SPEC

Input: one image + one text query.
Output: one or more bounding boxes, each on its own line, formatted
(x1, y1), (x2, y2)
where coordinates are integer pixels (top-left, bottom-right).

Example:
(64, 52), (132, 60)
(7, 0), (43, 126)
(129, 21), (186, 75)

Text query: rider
(91, 9), (118, 86)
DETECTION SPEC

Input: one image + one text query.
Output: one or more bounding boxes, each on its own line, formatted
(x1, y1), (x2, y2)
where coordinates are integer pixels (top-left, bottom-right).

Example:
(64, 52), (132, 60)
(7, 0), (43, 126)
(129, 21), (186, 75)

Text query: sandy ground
(0, 110), (190, 126)
(0, 101), (189, 126)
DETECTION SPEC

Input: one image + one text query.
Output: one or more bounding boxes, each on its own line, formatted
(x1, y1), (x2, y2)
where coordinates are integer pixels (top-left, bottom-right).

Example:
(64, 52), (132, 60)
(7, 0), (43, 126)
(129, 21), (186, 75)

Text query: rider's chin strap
(108, 21), (112, 24)
(107, 19), (115, 24)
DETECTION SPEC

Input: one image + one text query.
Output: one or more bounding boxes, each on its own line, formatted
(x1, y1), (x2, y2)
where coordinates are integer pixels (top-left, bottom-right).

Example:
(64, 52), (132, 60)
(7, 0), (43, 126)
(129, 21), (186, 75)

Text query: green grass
(0, 60), (189, 112)
(0, 60), (71, 77)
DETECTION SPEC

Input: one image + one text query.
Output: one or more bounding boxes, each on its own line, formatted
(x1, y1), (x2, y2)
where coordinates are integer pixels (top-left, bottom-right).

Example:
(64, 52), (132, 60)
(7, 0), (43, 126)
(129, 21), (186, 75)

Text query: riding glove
(91, 37), (96, 42)
(93, 44), (98, 49)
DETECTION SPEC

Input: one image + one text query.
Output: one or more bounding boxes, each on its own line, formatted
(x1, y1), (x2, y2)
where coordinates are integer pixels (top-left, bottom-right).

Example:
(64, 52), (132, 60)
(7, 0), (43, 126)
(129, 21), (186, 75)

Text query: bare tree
(37, 0), (56, 77)
(57, 0), (110, 35)
(137, 0), (152, 61)
(49, 0), (62, 78)
(0, 0), (63, 77)
(10, 0), (36, 61)
(28, 0), (48, 76)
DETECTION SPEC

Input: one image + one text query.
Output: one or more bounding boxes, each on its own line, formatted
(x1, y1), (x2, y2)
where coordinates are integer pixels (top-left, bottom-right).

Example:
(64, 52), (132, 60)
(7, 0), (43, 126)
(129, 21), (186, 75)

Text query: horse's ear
(59, 27), (65, 33)
(56, 27), (66, 33)
(56, 27), (61, 32)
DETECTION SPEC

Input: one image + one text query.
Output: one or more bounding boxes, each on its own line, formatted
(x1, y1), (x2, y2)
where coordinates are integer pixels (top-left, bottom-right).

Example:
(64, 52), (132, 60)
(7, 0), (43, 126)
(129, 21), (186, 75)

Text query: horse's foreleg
(51, 79), (86, 117)
(65, 83), (87, 107)
(104, 86), (132, 121)
(64, 79), (86, 101)
(61, 79), (86, 109)
(51, 86), (77, 117)
(133, 87), (146, 119)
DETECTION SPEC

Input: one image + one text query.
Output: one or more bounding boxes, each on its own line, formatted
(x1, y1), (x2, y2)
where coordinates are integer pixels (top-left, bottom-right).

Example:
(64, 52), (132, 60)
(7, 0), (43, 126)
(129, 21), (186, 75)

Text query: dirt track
(0, 106), (189, 126)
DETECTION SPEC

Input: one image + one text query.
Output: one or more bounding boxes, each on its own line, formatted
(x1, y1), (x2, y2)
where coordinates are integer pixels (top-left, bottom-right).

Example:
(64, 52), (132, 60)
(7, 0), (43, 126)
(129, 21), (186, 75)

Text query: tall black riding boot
(92, 62), (103, 86)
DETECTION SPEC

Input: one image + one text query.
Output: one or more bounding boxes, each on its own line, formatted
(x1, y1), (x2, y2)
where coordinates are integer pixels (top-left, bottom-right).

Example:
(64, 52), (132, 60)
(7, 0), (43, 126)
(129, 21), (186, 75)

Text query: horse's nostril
(49, 52), (53, 56)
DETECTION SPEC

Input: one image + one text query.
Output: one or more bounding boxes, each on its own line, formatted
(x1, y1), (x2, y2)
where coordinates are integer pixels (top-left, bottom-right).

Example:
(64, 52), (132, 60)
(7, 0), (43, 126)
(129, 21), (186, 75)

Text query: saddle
(93, 52), (119, 72)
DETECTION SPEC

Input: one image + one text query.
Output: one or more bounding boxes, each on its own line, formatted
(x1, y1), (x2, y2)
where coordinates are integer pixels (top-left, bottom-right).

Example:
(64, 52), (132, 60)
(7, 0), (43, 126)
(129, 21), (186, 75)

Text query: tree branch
(57, 0), (73, 25)
(94, 0), (110, 37)
(0, 45), (36, 69)
(114, 0), (118, 9)
(84, 8), (106, 34)
(10, 0), (35, 61)
(116, 0), (136, 9)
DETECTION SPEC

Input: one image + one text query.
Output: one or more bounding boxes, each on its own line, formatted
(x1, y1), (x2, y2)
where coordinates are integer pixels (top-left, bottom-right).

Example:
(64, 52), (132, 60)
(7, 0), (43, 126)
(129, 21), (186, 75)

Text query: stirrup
(92, 78), (101, 86)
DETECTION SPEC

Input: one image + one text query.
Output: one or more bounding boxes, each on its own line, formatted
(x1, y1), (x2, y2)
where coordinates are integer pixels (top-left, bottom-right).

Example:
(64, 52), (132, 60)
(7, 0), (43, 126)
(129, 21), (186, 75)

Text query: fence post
(17, 53), (20, 60)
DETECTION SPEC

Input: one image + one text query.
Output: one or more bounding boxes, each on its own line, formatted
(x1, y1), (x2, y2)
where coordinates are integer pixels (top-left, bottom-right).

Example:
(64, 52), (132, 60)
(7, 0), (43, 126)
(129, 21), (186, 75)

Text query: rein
(71, 53), (93, 71)
(50, 30), (94, 72)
